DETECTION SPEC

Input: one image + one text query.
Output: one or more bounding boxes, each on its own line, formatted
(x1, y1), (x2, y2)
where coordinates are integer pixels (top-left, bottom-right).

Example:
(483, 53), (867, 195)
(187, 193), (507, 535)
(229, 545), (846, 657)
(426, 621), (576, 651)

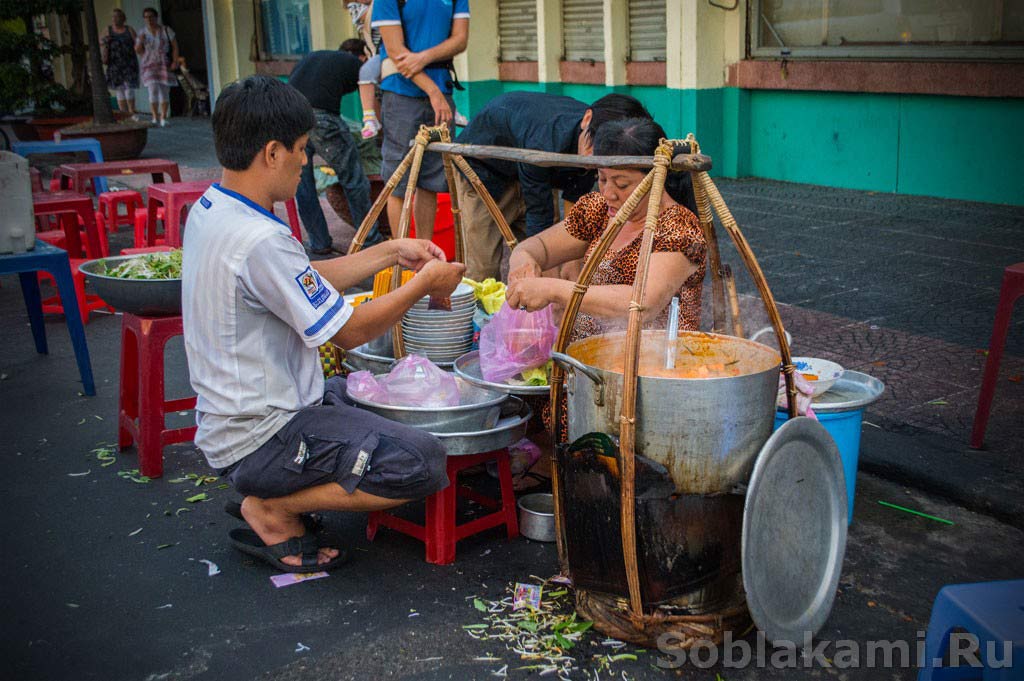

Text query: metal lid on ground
(742, 416), (848, 647)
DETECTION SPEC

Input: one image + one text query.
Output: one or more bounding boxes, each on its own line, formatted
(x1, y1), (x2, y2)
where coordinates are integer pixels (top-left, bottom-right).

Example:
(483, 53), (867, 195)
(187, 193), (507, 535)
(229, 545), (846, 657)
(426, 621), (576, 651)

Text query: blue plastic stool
(918, 580), (1024, 680)
(0, 240), (96, 395)
(12, 138), (109, 194)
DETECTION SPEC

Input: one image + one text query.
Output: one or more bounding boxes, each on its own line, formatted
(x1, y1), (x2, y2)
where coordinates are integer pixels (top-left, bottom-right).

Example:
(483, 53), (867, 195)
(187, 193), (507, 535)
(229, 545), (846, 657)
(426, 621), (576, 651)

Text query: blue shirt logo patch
(199, 196), (212, 209)
(295, 266), (330, 309)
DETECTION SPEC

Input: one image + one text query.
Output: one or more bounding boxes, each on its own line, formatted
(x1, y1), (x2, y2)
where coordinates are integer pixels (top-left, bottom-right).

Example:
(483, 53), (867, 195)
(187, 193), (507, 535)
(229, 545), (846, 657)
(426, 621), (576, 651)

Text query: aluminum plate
(453, 350), (550, 396)
(742, 416), (848, 647)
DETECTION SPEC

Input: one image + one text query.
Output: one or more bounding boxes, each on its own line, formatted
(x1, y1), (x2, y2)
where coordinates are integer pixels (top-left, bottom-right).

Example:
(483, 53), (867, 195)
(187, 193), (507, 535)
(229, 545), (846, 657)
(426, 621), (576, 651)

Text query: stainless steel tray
(432, 397), (532, 456)
(454, 350), (550, 396)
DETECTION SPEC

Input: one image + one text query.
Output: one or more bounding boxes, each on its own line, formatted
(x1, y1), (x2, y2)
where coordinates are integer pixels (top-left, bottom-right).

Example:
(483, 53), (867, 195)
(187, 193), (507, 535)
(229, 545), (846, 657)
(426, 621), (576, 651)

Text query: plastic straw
(877, 501), (954, 526)
(665, 296), (680, 369)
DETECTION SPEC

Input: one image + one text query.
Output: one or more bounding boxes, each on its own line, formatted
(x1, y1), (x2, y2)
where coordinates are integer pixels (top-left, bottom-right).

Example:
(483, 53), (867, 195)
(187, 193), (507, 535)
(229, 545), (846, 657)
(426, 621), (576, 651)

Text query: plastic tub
(773, 370), (884, 524)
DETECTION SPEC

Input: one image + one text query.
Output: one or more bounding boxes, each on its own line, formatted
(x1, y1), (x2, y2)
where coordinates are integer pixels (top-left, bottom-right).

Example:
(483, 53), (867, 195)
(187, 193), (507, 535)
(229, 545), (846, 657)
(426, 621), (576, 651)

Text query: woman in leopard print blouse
(506, 118), (706, 343)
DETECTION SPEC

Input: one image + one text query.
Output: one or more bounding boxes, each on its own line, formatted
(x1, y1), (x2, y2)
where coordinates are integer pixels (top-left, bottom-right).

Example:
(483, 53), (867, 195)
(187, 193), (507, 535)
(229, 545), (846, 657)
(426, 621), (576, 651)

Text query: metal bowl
(347, 376), (508, 433)
(518, 492), (555, 542)
(80, 255), (181, 316)
(343, 343), (454, 373)
(454, 350), (551, 396)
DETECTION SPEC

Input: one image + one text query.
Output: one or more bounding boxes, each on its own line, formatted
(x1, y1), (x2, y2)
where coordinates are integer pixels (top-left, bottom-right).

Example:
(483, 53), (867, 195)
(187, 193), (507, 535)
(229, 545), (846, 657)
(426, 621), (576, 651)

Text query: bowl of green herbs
(80, 250), (183, 316)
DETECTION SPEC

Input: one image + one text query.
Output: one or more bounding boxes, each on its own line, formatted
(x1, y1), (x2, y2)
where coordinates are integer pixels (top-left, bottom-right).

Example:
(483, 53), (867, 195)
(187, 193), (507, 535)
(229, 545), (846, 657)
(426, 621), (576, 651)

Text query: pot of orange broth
(551, 330), (781, 495)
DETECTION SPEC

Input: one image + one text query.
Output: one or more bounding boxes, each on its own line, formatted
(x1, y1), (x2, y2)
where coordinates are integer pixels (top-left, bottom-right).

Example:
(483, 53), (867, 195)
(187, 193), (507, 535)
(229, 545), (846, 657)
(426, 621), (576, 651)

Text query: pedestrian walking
(100, 8), (140, 115)
(135, 7), (179, 127)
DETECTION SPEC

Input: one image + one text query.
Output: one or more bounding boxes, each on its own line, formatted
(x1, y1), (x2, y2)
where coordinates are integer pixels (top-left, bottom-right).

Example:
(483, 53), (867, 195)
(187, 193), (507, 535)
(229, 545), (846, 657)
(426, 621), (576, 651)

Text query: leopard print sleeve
(654, 205), (707, 267)
(563, 192), (608, 243)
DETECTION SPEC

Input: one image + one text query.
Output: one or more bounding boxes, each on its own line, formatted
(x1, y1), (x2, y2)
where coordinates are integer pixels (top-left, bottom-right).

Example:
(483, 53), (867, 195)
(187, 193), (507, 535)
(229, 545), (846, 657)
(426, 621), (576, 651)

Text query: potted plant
(0, 2), (91, 140)
(57, 0), (151, 159)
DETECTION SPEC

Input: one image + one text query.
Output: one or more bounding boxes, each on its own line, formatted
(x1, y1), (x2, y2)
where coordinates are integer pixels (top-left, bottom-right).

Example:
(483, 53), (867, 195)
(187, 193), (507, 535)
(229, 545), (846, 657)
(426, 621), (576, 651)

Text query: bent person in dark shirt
(454, 92), (652, 281)
(288, 45), (380, 254)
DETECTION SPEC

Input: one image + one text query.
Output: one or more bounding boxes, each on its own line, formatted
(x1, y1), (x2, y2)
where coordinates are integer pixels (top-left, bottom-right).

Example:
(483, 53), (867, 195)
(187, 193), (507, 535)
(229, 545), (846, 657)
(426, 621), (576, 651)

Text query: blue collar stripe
(211, 183), (289, 228)
(304, 294), (346, 337)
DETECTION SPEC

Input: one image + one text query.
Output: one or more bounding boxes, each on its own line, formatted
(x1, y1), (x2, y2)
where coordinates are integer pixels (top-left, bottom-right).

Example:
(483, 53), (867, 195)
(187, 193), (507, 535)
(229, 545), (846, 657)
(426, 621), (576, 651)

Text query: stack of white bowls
(401, 282), (476, 363)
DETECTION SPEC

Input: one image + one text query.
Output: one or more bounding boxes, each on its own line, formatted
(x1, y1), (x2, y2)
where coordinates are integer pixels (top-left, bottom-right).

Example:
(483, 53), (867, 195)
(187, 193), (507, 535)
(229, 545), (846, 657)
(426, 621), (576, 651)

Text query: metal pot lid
(775, 370), (885, 414)
(742, 416), (848, 646)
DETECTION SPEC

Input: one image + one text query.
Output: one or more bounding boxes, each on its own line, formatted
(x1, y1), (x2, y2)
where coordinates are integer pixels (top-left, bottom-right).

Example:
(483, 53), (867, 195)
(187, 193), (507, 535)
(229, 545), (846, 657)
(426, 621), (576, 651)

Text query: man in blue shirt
(372, 0), (469, 242)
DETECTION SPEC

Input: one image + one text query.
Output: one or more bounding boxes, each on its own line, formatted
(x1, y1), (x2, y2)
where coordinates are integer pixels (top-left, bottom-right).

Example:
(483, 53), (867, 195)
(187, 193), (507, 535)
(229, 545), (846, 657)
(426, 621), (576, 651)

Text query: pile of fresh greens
(104, 250), (182, 280)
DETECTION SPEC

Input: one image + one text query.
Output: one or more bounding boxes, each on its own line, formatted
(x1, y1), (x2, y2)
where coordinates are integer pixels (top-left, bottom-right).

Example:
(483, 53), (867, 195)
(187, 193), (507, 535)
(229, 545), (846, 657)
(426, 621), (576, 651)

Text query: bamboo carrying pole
(425, 141), (712, 173)
(438, 127), (467, 263)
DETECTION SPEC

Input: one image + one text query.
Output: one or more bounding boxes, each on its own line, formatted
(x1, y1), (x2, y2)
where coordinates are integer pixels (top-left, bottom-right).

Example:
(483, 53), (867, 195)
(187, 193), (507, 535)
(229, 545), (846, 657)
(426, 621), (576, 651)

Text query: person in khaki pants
(455, 91), (653, 281)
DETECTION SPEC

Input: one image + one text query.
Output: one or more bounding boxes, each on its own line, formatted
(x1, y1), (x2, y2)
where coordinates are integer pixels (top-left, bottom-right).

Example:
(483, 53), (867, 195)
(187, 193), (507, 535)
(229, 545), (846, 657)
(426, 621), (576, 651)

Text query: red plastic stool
(134, 206), (167, 248)
(366, 449), (520, 565)
(99, 190), (143, 234)
(971, 262), (1024, 449)
(37, 213), (112, 323)
(118, 313), (197, 478)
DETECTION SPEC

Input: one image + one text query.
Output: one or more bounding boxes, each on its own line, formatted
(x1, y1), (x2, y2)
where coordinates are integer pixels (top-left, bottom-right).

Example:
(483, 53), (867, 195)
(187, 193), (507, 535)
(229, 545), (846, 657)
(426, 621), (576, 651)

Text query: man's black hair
(339, 38), (367, 57)
(212, 75), (315, 171)
(142, 6), (158, 16)
(593, 117), (697, 213)
(587, 94), (652, 140)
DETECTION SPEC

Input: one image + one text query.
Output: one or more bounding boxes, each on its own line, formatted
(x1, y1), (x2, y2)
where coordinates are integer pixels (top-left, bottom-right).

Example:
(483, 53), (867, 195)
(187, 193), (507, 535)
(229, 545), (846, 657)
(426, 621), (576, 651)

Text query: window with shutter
(499, 0), (538, 61)
(563, 0), (604, 62)
(629, 0), (666, 62)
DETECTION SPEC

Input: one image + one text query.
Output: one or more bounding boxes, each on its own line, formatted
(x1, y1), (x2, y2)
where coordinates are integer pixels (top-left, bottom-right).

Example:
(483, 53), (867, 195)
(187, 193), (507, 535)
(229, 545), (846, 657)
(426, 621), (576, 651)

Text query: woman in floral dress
(100, 8), (140, 115)
(134, 7), (179, 127)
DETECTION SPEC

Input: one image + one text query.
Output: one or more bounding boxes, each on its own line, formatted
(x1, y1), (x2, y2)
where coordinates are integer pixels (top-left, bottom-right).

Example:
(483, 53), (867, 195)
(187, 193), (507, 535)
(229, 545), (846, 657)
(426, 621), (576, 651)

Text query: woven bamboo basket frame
(345, 128), (797, 644)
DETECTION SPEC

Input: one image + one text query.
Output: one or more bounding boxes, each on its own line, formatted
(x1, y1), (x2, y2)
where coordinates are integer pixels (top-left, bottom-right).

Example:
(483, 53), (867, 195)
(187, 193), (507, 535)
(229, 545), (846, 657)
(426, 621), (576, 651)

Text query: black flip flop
(228, 527), (349, 573)
(224, 501), (323, 534)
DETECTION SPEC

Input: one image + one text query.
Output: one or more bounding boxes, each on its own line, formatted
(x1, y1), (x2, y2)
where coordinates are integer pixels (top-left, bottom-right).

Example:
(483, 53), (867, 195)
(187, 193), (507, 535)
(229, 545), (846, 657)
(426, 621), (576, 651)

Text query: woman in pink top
(135, 7), (179, 127)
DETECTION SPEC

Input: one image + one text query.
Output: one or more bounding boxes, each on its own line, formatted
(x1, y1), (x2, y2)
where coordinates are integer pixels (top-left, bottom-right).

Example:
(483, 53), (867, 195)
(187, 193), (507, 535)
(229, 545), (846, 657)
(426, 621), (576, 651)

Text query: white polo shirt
(181, 184), (352, 469)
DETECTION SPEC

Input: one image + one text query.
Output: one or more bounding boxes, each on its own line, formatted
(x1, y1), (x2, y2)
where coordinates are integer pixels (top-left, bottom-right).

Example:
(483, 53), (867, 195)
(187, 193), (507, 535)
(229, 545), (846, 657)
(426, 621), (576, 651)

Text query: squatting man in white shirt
(182, 75), (465, 572)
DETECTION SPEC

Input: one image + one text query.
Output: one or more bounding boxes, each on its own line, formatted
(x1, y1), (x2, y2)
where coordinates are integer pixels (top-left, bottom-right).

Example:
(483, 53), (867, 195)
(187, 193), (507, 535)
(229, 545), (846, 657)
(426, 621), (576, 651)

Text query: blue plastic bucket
(774, 409), (863, 524)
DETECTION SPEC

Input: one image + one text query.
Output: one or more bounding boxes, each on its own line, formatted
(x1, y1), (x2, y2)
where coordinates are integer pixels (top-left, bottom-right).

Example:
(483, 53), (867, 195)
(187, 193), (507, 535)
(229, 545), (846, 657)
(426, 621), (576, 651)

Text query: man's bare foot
(240, 496), (339, 567)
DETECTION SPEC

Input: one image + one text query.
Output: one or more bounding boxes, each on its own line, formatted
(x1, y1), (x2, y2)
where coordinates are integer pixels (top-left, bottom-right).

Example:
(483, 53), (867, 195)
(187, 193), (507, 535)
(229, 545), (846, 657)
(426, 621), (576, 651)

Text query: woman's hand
(507, 260), (541, 284)
(393, 238), (447, 270)
(507, 277), (562, 312)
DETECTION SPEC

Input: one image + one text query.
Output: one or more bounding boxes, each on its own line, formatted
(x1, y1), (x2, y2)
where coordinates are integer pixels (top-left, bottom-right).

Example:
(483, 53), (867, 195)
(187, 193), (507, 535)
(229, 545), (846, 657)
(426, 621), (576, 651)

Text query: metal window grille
(499, 0), (538, 61)
(629, 0), (666, 61)
(563, 0), (604, 61)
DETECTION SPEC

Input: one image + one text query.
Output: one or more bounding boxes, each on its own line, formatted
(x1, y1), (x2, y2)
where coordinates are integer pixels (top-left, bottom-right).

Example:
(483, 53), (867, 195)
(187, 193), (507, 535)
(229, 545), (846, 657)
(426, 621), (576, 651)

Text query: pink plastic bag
(479, 303), (558, 384)
(348, 355), (460, 408)
(346, 370), (387, 404)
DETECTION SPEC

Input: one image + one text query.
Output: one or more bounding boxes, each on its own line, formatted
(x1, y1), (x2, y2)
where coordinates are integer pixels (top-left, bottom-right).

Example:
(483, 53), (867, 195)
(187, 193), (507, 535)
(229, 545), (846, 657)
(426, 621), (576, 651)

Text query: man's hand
(508, 261), (541, 284)
(416, 259), (466, 299)
(394, 50), (431, 78)
(393, 238), (446, 270)
(429, 90), (452, 126)
(506, 277), (557, 312)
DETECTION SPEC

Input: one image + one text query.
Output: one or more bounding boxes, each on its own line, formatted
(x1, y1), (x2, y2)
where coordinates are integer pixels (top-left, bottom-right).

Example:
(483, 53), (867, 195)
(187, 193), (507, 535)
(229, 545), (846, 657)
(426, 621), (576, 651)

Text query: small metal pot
(518, 493), (555, 542)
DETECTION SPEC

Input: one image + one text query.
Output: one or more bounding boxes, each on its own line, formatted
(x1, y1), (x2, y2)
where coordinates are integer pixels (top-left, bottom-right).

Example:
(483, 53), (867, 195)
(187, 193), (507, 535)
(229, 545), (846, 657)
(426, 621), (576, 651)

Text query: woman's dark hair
(339, 38), (367, 57)
(587, 94), (651, 140)
(592, 118), (697, 213)
(212, 76), (315, 171)
(142, 7), (158, 16)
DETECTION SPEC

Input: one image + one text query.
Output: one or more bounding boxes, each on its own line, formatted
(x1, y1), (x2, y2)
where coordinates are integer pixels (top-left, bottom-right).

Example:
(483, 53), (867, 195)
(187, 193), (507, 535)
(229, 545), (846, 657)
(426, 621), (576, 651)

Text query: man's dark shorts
(221, 376), (449, 501)
(380, 90), (456, 197)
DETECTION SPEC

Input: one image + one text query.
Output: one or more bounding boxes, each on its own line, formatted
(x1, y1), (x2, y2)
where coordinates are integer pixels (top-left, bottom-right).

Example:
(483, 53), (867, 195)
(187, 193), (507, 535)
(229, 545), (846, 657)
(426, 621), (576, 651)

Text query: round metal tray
(344, 343), (455, 374)
(742, 417), (847, 646)
(807, 370), (885, 413)
(454, 350), (550, 396)
(432, 397), (532, 456)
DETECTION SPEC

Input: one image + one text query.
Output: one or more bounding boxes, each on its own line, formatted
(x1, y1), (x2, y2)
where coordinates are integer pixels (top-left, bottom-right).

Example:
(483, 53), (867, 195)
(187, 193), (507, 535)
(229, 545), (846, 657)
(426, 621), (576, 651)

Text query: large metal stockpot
(552, 330), (781, 495)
